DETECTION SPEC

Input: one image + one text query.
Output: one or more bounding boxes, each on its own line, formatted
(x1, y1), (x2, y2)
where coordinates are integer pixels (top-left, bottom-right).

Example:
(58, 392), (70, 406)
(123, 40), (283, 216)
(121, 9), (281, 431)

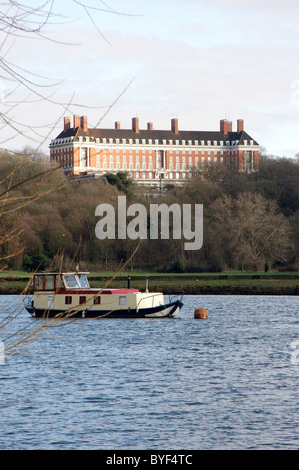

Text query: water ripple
(0, 294), (298, 450)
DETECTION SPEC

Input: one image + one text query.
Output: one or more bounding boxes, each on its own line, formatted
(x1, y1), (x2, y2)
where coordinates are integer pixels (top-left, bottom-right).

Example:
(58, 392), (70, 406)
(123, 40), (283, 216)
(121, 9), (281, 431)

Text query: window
(78, 275), (89, 288)
(45, 276), (54, 290)
(34, 275), (44, 290)
(169, 156), (173, 170)
(94, 296), (101, 305)
(65, 296), (72, 305)
(64, 275), (79, 288)
(79, 296), (86, 305)
(119, 296), (126, 306)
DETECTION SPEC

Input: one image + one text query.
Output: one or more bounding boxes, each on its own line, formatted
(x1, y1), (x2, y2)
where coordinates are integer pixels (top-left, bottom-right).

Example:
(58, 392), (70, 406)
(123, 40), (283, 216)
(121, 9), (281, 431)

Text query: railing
(136, 293), (164, 310)
(168, 292), (184, 303)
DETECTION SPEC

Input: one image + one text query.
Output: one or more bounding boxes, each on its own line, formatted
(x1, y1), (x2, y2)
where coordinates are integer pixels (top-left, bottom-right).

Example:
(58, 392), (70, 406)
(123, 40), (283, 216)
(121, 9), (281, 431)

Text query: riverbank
(0, 272), (298, 295)
(92, 273), (299, 295)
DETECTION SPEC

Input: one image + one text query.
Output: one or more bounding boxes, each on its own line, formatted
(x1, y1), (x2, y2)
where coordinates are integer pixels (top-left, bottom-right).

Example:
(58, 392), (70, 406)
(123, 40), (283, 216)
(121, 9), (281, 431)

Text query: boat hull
(26, 299), (183, 319)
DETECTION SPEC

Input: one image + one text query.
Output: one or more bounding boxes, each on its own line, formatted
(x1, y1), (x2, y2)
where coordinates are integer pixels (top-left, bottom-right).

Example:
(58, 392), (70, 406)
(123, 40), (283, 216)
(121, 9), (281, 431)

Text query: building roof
(53, 117), (259, 146)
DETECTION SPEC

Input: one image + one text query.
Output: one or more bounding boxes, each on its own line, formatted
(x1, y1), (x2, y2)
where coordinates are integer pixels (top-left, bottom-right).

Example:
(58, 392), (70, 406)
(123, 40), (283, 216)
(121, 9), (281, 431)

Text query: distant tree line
(0, 149), (298, 273)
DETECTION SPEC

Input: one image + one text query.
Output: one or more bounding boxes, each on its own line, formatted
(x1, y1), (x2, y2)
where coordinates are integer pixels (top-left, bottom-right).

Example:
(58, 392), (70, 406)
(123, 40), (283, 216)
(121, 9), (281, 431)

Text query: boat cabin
(33, 272), (90, 292)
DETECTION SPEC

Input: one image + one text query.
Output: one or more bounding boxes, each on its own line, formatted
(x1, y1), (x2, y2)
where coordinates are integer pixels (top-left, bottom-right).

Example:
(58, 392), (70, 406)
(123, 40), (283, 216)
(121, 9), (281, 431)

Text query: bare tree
(0, 1), (139, 374)
(0, 1), (137, 151)
(212, 192), (293, 271)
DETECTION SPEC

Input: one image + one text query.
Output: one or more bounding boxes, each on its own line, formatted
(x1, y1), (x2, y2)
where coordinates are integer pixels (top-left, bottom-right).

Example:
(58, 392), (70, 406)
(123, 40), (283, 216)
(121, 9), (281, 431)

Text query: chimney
(147, 122), (153, 131)
(220, 119), (232, 135)
(220, 119), (228, 135)
(64, 117), (70, 132)
(80, 116), (88, 132)
(73, 115), (80, 129)
(132, 117), (139, 133)
(115, 121), (120, 130)
(171, 118), (178, 134)
(237, 119), (244, 133)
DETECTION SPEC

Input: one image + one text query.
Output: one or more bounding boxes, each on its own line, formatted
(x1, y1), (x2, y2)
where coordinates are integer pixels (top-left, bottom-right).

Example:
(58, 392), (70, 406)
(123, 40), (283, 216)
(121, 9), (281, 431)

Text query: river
(0, 294), (298, 450)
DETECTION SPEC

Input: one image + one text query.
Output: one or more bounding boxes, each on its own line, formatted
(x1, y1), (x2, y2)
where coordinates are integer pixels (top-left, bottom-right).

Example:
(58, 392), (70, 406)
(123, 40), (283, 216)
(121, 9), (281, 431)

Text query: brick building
(49, 115), (259, 185)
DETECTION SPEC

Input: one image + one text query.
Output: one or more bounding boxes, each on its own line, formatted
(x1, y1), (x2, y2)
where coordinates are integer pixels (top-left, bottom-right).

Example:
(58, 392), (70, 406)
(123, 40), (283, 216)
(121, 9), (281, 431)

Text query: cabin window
(63, 275), (79, 288)
(34, 275), (44, 290)
(65, 296), (72, 305)
(119, 296), (126, 306)
(45, 276), (54, 290)
(78, 274), (89, 288)
(79, 296), (86, 305)
(94, 296), (101, 305)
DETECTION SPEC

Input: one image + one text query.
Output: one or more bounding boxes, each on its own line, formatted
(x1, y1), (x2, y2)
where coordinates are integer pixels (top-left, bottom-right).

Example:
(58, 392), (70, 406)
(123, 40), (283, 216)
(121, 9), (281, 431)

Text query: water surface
(0, 294), (298, 450)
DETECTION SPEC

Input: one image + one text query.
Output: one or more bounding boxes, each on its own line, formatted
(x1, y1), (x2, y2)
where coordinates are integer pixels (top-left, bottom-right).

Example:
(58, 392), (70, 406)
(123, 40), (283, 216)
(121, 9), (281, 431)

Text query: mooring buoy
(194, 308), (208, 319)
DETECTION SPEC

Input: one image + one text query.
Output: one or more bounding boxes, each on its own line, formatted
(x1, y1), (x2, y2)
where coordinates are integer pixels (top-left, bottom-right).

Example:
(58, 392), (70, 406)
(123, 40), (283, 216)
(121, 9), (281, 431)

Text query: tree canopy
(1, 150), (298, 273)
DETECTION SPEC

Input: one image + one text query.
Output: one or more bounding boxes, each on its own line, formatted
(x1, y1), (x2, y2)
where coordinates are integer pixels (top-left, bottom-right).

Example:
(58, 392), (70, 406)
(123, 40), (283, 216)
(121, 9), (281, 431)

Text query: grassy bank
(0, 271), (298, 295)
(90, 273), (299, 295)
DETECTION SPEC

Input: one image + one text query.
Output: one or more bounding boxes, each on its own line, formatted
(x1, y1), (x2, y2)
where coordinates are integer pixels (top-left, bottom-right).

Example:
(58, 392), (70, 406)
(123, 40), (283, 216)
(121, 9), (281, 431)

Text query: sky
(1, 0), (299, 157)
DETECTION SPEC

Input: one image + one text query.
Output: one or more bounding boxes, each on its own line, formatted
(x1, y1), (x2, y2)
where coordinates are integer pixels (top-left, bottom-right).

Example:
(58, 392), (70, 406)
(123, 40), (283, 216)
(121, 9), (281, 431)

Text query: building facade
(49, 115), (259, 185)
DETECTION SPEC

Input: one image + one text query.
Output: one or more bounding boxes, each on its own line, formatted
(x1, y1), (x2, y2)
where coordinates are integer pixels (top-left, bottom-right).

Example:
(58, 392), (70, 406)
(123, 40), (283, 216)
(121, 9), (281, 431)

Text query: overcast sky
(2, 0), (299, 157)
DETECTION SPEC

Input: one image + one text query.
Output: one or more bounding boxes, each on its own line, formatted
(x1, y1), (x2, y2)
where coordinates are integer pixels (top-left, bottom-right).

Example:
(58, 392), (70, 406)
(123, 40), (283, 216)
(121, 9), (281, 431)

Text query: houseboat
(25, 272), (183, 319)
